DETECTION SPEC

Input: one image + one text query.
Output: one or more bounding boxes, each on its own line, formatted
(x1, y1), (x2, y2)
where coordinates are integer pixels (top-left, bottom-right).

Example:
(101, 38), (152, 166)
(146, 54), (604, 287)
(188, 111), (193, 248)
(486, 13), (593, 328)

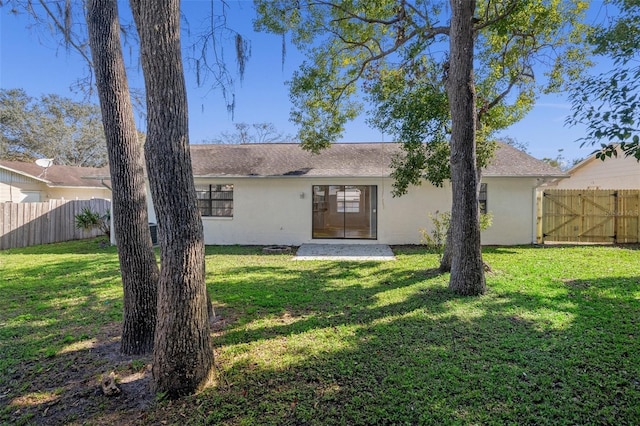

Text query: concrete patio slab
(293, 244), (395, 261)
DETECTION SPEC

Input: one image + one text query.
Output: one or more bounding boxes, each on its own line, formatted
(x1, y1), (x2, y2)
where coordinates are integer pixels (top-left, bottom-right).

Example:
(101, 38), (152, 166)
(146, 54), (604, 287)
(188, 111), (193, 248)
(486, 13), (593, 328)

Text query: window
(479, 183), (487, 214)
(336, 188), (361, 213)
(195, 184), (233, 217)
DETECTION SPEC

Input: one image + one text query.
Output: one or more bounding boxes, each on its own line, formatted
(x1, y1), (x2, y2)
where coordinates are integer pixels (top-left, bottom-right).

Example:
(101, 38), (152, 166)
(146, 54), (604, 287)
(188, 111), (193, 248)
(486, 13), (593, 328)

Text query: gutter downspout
(100, 178), (112, 191)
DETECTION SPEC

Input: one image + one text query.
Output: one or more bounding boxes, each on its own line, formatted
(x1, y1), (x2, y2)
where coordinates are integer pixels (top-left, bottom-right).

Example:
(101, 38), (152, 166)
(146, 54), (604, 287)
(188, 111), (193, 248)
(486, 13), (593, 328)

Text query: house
(551, 151), (640, 189)
(146, 142), (566, 246)
(0, 160), (111, 202)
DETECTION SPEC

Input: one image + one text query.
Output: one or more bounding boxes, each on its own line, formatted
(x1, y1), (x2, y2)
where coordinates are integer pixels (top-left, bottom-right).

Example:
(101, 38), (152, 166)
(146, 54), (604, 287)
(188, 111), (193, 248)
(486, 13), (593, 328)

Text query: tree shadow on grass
(0, 256), (124, 374)
(0, 323), (154, 426)
(155, 271), (640, 425)
(213, 264), (451, 346)
(4, 244), (640, 424)
(0, 244), (146, 425)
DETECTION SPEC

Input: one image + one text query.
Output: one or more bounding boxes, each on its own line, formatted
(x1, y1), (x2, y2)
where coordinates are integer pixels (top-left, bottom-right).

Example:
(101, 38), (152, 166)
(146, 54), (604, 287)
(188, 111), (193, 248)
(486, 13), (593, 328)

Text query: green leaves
(0, 89), (108, 167)
(75, 207), (110, 236)
(589, 0), (640, 59)
(568, 64), (640, 160)
(254, 0), (591, 182)
(567, 0), (640, 160)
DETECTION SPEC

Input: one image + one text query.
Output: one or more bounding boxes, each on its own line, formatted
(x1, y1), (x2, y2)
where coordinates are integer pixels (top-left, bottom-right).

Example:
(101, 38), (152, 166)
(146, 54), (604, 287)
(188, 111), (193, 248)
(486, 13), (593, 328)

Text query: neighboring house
(0, 160), (111, 202)
(147, 142), (566, 246)
(551, 151), (640, 189)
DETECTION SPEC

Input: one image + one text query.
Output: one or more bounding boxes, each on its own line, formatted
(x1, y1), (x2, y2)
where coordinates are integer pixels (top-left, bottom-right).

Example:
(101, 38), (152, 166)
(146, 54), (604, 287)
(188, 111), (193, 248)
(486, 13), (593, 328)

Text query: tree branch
(36, 0), (93, 66)
(473, 0), (519, 32)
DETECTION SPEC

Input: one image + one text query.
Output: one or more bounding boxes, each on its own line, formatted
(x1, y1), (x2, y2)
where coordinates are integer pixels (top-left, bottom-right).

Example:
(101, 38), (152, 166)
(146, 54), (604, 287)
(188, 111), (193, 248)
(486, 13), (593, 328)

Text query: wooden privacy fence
(538, 189), (640, 244)
(0, 199), (111, 250)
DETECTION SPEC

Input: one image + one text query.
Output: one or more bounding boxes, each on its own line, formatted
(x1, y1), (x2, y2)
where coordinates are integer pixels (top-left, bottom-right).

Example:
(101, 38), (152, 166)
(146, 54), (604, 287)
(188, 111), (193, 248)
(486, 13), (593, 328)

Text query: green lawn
(1, 240), (639, 425)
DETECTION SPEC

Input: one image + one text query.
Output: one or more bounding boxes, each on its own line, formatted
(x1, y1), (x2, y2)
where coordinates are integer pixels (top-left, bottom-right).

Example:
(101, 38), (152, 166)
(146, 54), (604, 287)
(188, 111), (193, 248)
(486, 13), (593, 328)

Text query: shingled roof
(1, 142), (562, 183)
(189, 142), (566, 178)
(0, 161), (110, 188)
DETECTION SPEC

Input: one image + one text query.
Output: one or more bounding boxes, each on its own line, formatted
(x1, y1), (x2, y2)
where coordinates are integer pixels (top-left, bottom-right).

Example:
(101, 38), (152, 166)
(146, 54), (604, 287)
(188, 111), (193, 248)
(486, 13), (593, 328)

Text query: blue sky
(0, 1), (611, 164)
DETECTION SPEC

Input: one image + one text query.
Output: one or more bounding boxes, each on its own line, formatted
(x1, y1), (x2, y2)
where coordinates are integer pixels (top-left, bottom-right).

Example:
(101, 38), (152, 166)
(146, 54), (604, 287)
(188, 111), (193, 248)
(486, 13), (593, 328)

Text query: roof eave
(45, 184), (109, 189)
(193, 174), (393, 179)
(482, 173), (569, 179)
(0, 165), (50, 184)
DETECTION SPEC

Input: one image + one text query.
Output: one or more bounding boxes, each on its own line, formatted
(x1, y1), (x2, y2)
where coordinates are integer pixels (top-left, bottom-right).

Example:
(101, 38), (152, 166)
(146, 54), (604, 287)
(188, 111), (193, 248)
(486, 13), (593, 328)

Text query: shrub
(420, 210), (493, 257)
(75, 208), (110, 237)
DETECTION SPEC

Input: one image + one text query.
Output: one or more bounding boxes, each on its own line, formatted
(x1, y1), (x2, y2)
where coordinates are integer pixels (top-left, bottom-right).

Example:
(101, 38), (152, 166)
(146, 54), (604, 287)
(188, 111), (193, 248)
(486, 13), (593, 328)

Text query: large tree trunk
(131, 0), (214, 396)
(86, 0), (159, 355)
(439, 230), (452, 272)
(446, 0), (486, 295)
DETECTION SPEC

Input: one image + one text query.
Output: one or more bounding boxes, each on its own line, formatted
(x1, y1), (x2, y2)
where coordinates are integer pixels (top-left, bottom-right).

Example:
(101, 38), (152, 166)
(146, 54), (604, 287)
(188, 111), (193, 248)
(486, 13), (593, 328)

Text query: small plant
(419, 210), (450, 252)
(129, 359), (146, 371)
(420, 210), (493, 257)
(75, 208), (110, 237)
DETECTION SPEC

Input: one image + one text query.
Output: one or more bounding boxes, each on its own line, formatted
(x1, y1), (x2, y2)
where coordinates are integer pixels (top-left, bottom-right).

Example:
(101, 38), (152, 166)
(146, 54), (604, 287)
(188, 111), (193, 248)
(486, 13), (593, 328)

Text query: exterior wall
(46, 187), (112, 201)
(0, 179), (45, 203)
(0, 181), (42, 202)
(148, 176), (539, 246)
(555, 155), (640, 189)
(0, 182), (110, 203)
(481, 177), (539, 245)
(1, 169), (110, 202)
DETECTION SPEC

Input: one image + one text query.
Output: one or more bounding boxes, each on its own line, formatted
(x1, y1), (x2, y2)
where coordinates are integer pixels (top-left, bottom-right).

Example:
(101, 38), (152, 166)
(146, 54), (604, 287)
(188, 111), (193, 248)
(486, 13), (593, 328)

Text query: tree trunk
(86, 0), (159, 355)
(439, 230), (452, 272)
(130, 0), (214, 396)
(446, 0), (486, 295)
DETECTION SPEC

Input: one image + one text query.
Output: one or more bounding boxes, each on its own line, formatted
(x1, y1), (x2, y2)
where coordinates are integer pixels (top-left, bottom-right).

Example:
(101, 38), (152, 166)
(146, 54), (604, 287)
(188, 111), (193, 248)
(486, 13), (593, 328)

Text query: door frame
(311, 184), (378, 240)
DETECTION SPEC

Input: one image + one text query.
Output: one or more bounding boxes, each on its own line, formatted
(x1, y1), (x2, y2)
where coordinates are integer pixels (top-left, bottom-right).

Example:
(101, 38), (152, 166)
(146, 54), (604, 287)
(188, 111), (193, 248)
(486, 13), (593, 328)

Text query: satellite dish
(35, 158), (54, 168)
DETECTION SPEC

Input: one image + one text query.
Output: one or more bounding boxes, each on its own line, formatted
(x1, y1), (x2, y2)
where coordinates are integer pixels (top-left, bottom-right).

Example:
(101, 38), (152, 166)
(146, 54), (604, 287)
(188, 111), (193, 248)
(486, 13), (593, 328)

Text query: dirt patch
(3, 323), (155, 425)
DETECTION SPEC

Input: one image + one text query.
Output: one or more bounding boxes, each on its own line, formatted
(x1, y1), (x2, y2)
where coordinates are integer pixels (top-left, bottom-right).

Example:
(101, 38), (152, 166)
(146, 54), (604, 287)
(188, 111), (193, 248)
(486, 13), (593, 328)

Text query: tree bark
(439, 230), (452, 272)
(446, 0), (486, 295)
(130, 0), (214, 396)
(86, 0), (159, 354)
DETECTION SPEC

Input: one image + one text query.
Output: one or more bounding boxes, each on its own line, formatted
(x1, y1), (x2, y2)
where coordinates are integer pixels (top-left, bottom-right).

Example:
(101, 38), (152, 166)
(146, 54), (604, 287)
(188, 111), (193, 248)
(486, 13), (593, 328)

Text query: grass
(1, 240), (639, 425)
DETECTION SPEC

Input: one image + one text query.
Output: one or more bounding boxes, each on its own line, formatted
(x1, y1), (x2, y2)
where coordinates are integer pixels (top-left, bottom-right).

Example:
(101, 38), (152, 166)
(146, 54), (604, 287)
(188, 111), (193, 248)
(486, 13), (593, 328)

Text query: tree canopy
(255, 0), (589, 194)
(205, 122), (293, 144)
(0, 88), (109, 166)
(568, 0), (640, 160)
(255, 0), (589, 296)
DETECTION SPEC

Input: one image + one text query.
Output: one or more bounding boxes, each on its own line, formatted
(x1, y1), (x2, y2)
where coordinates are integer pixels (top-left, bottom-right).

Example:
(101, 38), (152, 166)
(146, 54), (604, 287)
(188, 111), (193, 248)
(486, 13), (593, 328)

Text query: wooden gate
(538, 190), (640, 244)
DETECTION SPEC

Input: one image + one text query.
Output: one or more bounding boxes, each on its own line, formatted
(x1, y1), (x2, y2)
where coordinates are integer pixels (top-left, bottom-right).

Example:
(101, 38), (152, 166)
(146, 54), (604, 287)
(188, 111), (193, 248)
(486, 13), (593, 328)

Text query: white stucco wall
(480, 177), (540, 245)
(147, 176), (539, 246)
(555, 155), (640, 189)
(46, 187), (112, 201)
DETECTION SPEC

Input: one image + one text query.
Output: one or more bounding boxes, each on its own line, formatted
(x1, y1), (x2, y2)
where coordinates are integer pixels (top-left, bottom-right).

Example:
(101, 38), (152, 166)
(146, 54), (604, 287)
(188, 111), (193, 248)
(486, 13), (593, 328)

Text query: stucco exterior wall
(46, 187), (112, 201)
(481, 177), (539, 245)
(147, 176), (539, 246)
(555, 155), (640, 189)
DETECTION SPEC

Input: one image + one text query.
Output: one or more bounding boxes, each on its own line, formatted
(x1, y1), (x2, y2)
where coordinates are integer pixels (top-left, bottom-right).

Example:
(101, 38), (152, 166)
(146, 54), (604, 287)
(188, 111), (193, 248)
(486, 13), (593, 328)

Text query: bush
(75, 208), (110, 237)
(419, 210), (493, 257)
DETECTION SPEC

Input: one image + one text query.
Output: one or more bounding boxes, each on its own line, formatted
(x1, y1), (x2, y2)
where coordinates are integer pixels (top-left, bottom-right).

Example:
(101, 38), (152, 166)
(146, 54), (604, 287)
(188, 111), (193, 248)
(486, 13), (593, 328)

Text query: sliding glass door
(312, 185), (377, 239)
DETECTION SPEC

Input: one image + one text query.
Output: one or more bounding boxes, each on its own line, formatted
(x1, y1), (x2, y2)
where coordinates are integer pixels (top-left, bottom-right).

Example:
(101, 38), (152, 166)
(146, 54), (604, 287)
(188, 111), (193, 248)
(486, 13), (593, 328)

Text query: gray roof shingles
(189, 142), (566, 178)
(1, 142), (564, 184)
